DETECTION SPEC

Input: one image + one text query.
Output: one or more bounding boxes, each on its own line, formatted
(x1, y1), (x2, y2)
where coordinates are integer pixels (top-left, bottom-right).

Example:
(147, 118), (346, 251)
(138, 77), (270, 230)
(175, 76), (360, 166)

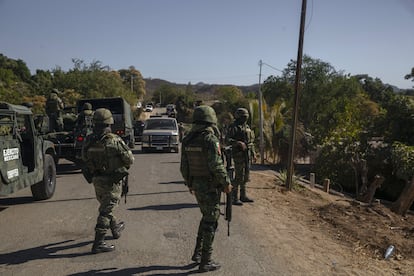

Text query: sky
(1, 0), (413, 89)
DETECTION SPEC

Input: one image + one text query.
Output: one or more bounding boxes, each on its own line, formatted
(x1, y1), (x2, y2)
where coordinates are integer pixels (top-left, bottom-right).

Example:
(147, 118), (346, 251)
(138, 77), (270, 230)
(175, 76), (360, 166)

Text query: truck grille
(150, 135), (169, 145)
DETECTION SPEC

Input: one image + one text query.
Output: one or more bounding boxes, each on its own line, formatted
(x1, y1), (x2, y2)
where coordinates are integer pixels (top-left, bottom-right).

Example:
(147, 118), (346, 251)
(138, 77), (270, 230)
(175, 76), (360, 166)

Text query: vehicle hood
(142, 129), (178, 136)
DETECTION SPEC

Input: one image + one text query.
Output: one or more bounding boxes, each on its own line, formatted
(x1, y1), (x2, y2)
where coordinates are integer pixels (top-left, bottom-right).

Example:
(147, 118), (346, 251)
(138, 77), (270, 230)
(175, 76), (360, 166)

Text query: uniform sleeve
(115, 137), (134, 168)
(205, 134), (231, 189)
(58, 97), (64, 109)
(248, 125), (256, 155)
(180, 141), (190, 185)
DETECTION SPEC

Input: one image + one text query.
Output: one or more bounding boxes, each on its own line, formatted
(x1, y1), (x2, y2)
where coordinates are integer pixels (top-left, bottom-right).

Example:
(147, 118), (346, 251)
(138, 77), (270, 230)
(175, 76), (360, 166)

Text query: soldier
(45, 88), (64, 132)
(75, 102), (94, 132)
(81, 108), (134, 254)
(226, 107), (256, 205)
(180, 105), (232, 273)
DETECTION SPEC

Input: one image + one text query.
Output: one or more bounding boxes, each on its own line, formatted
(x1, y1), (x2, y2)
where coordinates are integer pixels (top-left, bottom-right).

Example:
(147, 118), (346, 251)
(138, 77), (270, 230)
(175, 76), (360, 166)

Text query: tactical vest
(84, 115), (93, 128)
(46, 94), (61, 113)
(184, 133), (210, 177)
(79, 113), (93, 129)
(86, 133), (131, 174)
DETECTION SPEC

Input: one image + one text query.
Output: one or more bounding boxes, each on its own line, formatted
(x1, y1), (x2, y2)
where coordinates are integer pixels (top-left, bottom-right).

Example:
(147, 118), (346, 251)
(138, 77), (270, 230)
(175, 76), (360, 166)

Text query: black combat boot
(110, 221), (125, 239)
(191, 236), (202, 263)
(91, 232), (115, 254)
(240, 189), (254, 203)
(232, 189), (243, 206)
(199, 252), (221, 273)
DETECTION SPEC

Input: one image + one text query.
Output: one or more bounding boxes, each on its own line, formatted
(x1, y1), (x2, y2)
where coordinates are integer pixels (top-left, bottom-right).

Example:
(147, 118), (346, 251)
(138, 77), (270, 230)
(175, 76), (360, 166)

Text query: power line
(260, 61), (284, 73)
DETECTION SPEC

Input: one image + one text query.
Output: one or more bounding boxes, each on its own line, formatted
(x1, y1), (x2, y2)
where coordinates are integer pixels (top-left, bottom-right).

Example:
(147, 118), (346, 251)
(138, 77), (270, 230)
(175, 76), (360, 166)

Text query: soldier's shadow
(129, 203), (198, 211)
(0, 240), (91, 265)
(56, 162), (82, 175)
(67, 263), (199, 275)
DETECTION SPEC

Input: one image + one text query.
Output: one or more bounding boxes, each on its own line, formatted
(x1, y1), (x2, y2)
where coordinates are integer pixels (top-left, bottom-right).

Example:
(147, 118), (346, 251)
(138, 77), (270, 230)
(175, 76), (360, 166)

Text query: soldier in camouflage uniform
(75, 102), (94, 132)
(180, 105), (232, 273)
(226, 107), (255, 205)
(45, 88), (64, 132)
(81, 108), (134, 254)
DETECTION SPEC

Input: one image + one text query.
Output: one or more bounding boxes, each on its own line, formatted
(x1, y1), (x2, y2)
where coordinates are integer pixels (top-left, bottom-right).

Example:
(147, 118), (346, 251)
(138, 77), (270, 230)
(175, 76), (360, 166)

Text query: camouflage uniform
(81, 108), (134, 254)
(180, 105), (232, 273)
(45, 89), (64, 132)
(75, 102), (94, 132)
(226, 108), (255, 205)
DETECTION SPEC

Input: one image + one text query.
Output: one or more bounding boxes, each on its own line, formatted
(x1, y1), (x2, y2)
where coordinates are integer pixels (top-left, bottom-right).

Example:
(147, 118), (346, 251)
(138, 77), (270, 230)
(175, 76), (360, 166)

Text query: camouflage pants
(93, 177), (122, 235)
(233, 158), (250, 191)
(194, 189), (220, 256)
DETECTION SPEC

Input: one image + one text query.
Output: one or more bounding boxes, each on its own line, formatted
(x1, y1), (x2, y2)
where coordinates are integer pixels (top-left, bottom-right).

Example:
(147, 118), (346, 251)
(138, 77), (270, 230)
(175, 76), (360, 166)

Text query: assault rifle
(224, 146), (233, 236)
(121, 175), (129, 204)
(242, 129), (251, 183)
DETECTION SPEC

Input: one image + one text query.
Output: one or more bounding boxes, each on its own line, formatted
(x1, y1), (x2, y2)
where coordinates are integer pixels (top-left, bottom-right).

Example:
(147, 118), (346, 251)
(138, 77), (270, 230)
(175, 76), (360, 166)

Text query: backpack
(85, 133), (134, 181)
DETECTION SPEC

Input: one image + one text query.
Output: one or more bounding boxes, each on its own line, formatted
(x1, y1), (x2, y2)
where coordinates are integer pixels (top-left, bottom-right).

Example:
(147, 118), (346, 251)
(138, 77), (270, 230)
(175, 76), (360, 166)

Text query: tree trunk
(360, 159), (368, 195)
(359, 175), (384, 204)
(391, 176), (414, 215)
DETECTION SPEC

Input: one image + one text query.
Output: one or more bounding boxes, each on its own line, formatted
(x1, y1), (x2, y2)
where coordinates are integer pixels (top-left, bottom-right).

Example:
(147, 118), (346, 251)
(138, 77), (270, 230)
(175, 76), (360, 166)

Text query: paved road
(0, 145), (286, 275)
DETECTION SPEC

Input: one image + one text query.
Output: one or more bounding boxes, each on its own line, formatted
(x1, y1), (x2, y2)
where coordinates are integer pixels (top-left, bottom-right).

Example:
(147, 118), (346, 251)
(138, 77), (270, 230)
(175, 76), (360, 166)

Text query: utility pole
(286, 0), (307, 190)
(130, 74), (134, 93)
(159, 91), (162, 106)
(258, 60), (265, 165)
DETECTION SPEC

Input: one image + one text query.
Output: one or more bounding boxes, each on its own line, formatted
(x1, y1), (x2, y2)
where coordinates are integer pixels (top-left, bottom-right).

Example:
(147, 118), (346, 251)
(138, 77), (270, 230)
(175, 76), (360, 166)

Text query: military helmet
(93, 108), (114, 125)
(234, 108), (249, 119)
(193, 105), (217, 124)
(82, 102), (92, 110)
(51, 88), (60, 94)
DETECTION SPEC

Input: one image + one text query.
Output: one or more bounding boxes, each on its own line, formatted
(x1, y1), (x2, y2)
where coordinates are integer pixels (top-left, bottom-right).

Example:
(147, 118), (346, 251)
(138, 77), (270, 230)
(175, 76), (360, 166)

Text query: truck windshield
(145, 119), (176, 130)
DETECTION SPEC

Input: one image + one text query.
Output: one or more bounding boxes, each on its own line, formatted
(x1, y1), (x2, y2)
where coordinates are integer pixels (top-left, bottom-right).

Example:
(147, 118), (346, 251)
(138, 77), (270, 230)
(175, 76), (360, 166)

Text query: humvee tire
(30, 154), (56, 200)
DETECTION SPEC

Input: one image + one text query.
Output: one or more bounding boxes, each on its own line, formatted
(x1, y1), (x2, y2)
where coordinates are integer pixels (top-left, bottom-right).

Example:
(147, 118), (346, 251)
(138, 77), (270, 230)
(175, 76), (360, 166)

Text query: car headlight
(170, 135), (178, 143)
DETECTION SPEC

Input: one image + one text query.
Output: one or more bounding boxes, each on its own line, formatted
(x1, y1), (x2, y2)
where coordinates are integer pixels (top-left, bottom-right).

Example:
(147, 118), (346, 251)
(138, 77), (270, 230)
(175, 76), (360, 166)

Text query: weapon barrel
(225, 191), (232, 236)
(122, 175), (129, 204)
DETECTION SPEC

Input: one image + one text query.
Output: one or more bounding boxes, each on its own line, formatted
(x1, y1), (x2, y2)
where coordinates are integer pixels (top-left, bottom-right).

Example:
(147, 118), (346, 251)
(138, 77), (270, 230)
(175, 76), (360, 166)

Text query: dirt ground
(245, 167), (414, 275)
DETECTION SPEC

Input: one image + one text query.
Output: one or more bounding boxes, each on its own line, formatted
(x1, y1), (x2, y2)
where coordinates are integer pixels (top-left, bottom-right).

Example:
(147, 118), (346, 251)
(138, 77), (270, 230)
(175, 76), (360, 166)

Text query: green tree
(390, 142), (414, 215)
(381, 95), (414, 145)
(261, 75), (293, 107)
(152, 84), (183, 106)
(118, 66), (146, 100)
(31, 69), (53, 96)
(215, 85), (243, 105)
(0, 54), (32, 103)
(0, 53), (31, 82)
(52, 59), (137, 105)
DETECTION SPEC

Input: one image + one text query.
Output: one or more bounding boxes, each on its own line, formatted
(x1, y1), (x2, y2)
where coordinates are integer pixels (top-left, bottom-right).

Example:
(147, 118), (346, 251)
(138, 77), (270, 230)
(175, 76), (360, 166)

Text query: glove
(237, 141), (247, 151)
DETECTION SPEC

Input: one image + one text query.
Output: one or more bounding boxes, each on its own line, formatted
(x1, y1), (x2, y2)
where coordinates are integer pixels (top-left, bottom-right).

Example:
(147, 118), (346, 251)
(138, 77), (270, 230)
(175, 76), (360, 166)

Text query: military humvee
(0, 102), (57, 200)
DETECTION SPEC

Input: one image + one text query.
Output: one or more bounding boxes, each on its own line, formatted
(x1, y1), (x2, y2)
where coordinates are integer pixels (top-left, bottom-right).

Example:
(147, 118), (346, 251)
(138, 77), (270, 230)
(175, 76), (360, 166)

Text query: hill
(143, 78), (259, 101)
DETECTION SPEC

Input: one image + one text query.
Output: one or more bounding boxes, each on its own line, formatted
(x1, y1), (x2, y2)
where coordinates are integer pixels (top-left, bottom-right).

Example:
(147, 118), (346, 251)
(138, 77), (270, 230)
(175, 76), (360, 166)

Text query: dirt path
(243, 168), (414, 275)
